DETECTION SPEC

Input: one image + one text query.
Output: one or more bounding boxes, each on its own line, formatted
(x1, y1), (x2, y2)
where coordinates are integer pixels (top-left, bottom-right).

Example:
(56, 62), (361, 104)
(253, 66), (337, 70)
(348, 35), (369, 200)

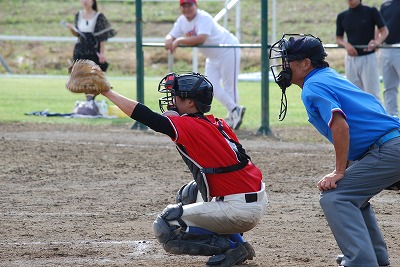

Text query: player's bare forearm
(335, 36), (347, 47)
(317, 112), (349, 192)
(374, 26), (389, 46)
(330, 112), (349, 175)
(164, 35), (175, 51)
(97, 42), (106, 63)
(67, 24), (78, 37)
(102, 88), (174, 136)
(171, 34), (208, 52)
(336, 36), (357, 56)
(69, 28), (78, 37)
(102, 89), (138, 117)
(366, 27), (388, 51)
(177, 34), (207, 46)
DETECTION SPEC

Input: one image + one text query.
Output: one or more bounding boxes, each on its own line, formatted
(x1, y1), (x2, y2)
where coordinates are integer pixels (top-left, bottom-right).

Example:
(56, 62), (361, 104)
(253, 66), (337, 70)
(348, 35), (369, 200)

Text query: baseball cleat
(234, 242), (256, 265)
(243, 242), (255, 260)
(206, 242), (248, 267)
(224, 116), (233, 128)
(231, 106), (246, 130)
(336, 254), (390, 266)
(336, 254), (344, 265)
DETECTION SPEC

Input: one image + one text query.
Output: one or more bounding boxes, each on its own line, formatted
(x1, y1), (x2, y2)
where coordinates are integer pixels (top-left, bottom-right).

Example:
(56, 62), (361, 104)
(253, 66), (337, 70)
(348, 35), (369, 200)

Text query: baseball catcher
(68, 64), (268, 266)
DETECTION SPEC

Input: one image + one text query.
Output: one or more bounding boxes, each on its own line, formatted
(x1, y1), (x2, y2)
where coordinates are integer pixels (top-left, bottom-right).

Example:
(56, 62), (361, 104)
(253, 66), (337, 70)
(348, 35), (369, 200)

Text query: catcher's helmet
(158, 72), (213, 114)
(269, 33), (327, 120)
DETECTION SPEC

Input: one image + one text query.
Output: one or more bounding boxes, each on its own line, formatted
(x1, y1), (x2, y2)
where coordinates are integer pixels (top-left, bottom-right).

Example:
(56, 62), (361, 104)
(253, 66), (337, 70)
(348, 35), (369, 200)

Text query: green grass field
(0, 75), (312, 130)
(0, 0), (391, 131)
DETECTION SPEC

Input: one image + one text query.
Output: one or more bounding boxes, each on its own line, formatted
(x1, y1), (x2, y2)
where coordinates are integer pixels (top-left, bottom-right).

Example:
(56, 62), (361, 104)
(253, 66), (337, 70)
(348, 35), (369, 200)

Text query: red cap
(180, 0), (196, 5)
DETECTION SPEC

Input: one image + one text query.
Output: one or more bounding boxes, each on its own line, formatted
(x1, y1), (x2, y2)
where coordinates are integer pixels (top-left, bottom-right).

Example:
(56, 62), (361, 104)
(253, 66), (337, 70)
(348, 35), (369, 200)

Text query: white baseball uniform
(168, 9), (241, 114)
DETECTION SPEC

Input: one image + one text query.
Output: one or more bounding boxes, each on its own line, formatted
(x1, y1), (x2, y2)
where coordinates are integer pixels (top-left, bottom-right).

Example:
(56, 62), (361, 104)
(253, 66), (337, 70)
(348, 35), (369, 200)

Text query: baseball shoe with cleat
(224, 116), (233, 128)
(234, 242), (256, 265)
(336, 254), (391, 267)
(205, 242), (248, 267)
(231, 106), (246, 130)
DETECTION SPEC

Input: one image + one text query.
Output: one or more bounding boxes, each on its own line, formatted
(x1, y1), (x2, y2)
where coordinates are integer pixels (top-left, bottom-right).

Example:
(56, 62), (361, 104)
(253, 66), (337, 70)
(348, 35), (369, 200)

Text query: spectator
(66, 0), (116, 109)
(269, 33), (400, 267)
(164, 0), (245, 130)
(380, 0), (400, 117)
(336, 0), (388, 103)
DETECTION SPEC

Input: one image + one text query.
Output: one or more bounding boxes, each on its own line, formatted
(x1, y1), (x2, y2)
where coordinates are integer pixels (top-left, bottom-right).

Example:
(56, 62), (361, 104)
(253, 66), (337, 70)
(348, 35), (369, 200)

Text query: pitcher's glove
(66, 59), (112, 95)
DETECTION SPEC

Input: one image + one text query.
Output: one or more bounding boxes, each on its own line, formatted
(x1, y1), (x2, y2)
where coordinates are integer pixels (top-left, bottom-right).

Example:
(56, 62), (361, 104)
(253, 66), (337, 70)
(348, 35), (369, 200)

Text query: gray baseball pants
(381, 47), (400, 117)
(320, 136), (400, 267)
(345, 53), (382, 104)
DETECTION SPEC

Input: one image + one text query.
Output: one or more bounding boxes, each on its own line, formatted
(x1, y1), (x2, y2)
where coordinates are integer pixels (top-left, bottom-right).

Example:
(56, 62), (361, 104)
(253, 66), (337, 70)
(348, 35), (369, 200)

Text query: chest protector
(176, 117), (251, 202)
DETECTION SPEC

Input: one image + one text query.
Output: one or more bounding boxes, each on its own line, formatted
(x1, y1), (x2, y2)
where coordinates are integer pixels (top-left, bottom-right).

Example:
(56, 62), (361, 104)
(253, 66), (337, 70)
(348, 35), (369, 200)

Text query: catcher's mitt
(66, 59), (111, 95)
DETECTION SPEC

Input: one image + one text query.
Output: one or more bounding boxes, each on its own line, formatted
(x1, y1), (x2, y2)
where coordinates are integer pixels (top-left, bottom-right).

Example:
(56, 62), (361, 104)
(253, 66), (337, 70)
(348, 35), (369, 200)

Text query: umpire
(269, 34), (400, 267)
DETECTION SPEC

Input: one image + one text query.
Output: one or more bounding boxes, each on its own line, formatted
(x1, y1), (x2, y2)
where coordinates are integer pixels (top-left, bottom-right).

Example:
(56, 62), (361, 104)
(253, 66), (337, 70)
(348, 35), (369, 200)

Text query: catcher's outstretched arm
(102, 89), (137, 116)
(132, 104), (175, 138)
(101, 89), (175, 138)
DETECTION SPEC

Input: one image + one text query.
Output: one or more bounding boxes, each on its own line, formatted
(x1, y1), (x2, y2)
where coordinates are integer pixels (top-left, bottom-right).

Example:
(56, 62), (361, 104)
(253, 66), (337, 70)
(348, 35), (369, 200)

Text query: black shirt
(380, 0), (400, 44)
(336, 3), (385, 56)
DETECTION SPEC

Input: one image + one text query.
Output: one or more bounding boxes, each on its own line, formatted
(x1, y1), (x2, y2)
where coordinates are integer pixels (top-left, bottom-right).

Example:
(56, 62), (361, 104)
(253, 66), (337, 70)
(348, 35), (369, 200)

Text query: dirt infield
(1, 122), (399, 267)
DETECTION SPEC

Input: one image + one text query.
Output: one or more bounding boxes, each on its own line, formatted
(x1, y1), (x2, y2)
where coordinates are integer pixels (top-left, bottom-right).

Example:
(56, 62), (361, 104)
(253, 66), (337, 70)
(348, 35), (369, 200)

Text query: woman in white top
(67, 0), (116, 72)
(66, 0), (116, 111)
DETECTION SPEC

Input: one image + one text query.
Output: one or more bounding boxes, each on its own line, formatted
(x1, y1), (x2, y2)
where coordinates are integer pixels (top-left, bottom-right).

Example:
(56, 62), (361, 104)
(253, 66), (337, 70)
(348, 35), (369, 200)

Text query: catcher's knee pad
(164, 233), (231, 256)
(176, 180), (199, 205)
(153, 203), (185, 244)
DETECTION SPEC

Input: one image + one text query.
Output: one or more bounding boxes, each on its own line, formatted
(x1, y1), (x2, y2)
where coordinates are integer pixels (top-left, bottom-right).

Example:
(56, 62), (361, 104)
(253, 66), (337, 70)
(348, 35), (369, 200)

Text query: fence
(2, 34), (398, 76)
(2, 33), (399, 133)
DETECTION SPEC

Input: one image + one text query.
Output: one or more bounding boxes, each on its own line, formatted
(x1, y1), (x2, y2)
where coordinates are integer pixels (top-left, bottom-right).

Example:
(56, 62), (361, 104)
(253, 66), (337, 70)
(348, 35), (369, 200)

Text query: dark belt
(219, 192), (258, 203)
(373, 129), (400, 148)
(244, 193), (258, 203)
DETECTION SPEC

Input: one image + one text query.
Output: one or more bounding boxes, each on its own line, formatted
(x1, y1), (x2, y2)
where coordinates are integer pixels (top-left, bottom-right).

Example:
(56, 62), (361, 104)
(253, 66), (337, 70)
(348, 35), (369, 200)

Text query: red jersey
(167, 114), (263, 197)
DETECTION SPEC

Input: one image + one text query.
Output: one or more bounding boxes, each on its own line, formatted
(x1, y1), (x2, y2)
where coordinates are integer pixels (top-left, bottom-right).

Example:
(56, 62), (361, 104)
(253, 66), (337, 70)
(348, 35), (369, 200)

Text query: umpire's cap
(285, 35), (327, 62)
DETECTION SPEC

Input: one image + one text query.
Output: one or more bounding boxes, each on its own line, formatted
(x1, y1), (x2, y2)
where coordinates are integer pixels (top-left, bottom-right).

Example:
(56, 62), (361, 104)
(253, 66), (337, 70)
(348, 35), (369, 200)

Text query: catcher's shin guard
(153, 203), (186, 244)
(163, 233), (231, 256)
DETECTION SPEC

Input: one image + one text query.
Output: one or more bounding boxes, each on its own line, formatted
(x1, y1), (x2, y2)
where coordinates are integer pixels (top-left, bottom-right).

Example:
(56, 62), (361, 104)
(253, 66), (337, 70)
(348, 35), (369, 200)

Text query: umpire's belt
(372, 128), (400, 148)
(218, 183), (265, 203)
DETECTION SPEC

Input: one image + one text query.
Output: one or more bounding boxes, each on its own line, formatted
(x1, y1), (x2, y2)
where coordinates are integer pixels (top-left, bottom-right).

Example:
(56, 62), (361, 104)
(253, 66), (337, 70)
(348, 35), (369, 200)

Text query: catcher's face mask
(158, 72), (213, 114)
(158, 73), (179, 113)
(269, 33), (324, 121)
(269, 34), (293, 121)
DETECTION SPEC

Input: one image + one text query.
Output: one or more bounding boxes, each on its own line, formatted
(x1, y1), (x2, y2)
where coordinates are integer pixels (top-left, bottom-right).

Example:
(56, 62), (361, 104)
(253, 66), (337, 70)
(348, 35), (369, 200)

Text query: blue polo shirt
(301, 67), (400, 160)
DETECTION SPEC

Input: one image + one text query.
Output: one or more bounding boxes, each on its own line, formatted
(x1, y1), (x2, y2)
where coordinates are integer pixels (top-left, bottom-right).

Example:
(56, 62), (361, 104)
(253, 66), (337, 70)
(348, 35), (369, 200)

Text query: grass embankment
(0, 0), (384, 76)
